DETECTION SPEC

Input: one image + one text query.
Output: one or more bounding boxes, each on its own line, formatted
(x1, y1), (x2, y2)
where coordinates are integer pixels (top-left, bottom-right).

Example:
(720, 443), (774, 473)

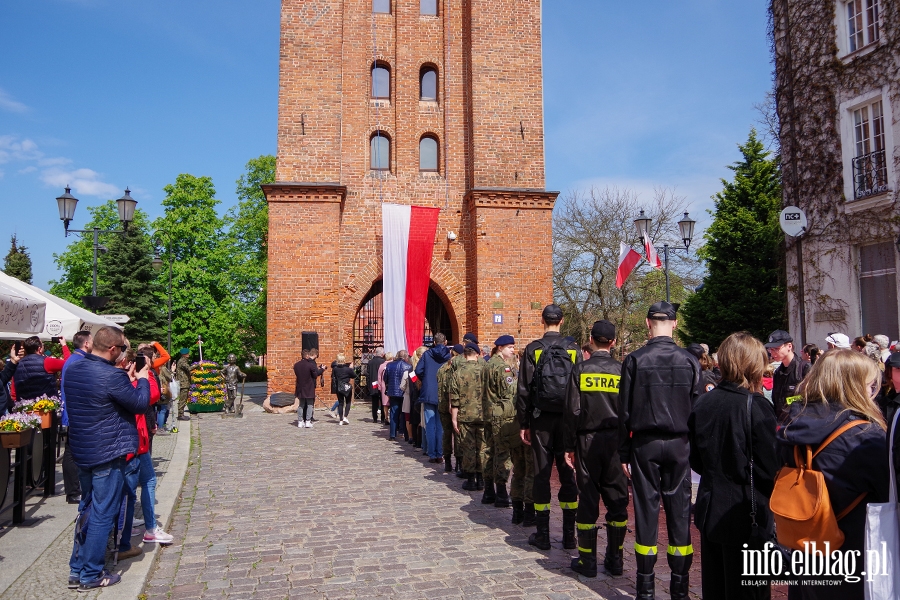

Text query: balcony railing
(853, 149), (889, 199)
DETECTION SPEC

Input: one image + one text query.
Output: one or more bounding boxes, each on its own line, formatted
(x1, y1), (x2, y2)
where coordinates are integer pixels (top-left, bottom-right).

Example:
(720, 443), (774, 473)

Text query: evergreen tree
(680, 130), (786, 349)
(3, 235), (33, 284)
(97, 225), (165, 342)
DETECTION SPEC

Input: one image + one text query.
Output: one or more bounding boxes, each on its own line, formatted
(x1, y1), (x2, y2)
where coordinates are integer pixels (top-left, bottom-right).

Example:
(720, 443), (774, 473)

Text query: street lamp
(55, 186), (136, 310)
(632, 210), (696, 303)
(152, 238), (173, 356)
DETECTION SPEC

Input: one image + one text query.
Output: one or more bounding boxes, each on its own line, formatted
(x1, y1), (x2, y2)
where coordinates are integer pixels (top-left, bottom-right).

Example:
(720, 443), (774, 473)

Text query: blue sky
(0, 1), (772, 289)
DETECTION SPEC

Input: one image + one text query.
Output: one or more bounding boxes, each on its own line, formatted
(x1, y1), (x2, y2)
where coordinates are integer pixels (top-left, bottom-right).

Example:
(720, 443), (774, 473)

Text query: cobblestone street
(145, 404), (705, 600)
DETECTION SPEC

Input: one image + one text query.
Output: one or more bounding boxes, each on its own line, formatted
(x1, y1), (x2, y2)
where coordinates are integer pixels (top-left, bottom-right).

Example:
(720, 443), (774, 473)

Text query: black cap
(463, 332), (479, 344)
(494, 334), (515, 347)
(452, 344), (465, 355)
(542, 304), (563, 323)
(885, 352), (900, 369)
(765, 330), (793, 349)
(465, 342), (481, 354)
(590, 320), (616, 343)
(647, 301), (678, 320)
(686, 343), (705, 359)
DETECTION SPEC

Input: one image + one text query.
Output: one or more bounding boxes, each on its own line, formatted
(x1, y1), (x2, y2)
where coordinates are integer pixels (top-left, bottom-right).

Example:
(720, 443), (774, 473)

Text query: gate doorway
(352, 280), (453, 397)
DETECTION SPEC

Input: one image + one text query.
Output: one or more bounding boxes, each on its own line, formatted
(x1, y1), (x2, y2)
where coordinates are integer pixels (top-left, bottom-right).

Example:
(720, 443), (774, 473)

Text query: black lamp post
(633, 210), (696, 303)
(56, 187), (136, 310)
(152, 239), (173, 356)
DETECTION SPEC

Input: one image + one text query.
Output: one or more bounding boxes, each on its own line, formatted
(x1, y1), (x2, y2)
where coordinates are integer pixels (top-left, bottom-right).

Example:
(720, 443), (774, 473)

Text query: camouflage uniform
(438, 354), (466, 466)
(176, 354), (191, 416)
(449, 359), (486, 475)
(483, 353), (532, 500)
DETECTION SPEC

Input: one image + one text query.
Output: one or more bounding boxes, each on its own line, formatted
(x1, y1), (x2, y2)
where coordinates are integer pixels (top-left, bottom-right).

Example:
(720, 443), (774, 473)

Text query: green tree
(3, 234), (33, 284)
(152, 174), (237, 361)
(50, 202), (153, 304)
(680, 130), (786, 349)
(223, 155), (275, 356)
(97, 225), (165, 341)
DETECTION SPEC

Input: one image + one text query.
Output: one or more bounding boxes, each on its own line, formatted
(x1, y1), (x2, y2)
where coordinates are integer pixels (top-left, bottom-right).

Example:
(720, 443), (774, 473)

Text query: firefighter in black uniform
(619, 302), (701, 600)
(564, 320), (629, 578)
(516, 304), (582, 551)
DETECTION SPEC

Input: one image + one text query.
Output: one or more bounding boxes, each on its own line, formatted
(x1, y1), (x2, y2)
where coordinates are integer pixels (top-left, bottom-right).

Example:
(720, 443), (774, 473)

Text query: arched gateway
(263, 1), (559, 396)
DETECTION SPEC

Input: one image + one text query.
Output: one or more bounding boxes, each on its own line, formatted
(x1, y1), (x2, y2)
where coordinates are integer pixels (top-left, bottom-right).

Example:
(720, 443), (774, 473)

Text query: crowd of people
(295, 302), (900, 600)
(0, 327), (217, 591)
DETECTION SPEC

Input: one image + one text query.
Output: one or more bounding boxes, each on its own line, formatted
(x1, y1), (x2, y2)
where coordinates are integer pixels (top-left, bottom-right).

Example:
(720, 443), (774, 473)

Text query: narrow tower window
(373, 0), (391, 14)
(420, 67), (437, 101)
(419, 136), (439, 172)
(371, 133), (391, 171)
(421, 0), (438, 15)
(372, 63), (391, 99)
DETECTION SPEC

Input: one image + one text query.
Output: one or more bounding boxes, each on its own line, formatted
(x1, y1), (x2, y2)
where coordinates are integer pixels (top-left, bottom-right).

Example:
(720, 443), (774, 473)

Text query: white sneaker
(328, 410), (337, 419)
(342, 417), (349, 425)
(298, 420), (304, 428)
(305, 420), (313, 428)
(143, 527), (174, 544)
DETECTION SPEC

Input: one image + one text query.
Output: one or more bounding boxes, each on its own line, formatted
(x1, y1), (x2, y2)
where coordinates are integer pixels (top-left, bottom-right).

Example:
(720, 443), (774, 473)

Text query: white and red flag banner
(382, 203), (441, 354)
(642, 231), (662, 269)
(616, 243), (643, 289)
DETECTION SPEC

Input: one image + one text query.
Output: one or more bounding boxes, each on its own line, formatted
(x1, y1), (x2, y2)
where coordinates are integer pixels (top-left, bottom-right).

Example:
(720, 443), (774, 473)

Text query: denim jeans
(69, 457), (140, 583)
(298, 398), (314, 422)
(337, 393), (352, 418)
(388, 398), (403, 438)
(156, 404), (169, 429)
(423, 404), (442, 459)
(137, 452), (157, 531)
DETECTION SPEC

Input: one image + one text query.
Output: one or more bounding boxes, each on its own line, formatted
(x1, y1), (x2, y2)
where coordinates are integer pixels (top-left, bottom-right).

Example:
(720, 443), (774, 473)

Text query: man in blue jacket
(415, 333), (452, 463)
(64, 326), (151, 592)
(60, 330), (93, 504)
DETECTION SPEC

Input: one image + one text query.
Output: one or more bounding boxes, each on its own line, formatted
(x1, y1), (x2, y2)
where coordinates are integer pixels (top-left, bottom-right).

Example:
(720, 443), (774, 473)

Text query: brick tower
(264, 0), (558, 395)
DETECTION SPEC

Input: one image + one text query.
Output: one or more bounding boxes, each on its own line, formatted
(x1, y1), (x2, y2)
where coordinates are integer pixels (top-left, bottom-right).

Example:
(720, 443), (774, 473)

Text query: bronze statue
(221, 354), (247, 414)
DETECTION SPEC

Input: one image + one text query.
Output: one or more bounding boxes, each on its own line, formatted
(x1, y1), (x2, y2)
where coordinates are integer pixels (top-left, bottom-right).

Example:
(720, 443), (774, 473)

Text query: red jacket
(128, 373), (160, 459)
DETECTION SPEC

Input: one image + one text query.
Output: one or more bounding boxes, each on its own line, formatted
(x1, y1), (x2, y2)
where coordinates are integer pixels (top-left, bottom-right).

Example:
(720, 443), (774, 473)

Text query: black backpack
(532, 339), (574, 410)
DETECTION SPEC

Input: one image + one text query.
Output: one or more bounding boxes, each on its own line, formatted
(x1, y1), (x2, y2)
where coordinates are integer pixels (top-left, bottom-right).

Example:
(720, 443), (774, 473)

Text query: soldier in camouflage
(449, 343), (487, 491)
(437, 344), (465, 473)
(481, 334), (526, 512)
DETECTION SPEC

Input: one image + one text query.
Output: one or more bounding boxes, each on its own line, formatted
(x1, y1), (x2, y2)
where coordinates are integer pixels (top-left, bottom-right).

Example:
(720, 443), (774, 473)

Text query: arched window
(420, 67), (437, 101)
(371, 132), (391, 171)
(373, 0), (390, 14)
(419, 135), (439, 172)
(420, 0), (437, 15)
(372, 63), (390, 99)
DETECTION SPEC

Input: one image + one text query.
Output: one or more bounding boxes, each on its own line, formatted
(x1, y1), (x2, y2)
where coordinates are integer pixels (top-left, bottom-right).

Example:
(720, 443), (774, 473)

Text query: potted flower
(0, 413), (41, 449)
(27, 396), (60, 429)
(188, 361), (226, 413)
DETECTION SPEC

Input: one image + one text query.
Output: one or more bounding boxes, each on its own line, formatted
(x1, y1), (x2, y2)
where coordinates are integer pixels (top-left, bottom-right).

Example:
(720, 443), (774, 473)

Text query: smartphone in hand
(134, 354), (147, 371)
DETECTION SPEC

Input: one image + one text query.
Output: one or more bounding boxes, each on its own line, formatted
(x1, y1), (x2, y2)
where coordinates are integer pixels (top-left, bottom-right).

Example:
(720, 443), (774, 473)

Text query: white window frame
(835, 0), (881, 59)
(839, 88), (895, 209)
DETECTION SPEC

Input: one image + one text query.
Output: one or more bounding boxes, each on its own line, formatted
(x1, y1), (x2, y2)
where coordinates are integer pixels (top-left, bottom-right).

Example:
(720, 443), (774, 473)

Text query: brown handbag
(769, 420), (868, 550)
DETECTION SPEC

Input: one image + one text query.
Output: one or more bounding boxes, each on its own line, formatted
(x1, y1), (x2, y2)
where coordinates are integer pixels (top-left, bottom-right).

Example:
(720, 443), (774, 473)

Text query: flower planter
(0, 428), (35, 449)
(188, 402), (225, 414)
(27, 411), (53, 429)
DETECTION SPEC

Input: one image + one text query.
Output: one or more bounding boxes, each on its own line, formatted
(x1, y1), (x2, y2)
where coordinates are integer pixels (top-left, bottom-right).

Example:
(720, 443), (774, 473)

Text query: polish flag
(642, 231), (662, 269)
(382, 203), (441, 354)
(616, 243), (642, 289)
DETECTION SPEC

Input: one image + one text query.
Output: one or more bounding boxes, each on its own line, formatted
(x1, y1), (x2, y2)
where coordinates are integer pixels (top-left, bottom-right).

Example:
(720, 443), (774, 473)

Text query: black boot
(669, 573), (689, 600)
(456, 469), (468, 479)
(636, 573), (655, 600)
(570, 526), (597, 578)
(462, 473), (477, 491)
(522, 503), (536, 527)
(562, 508), (577, 549)
(494, 482), (511, 508)
(444, 455), (452, 472)
(528, 510), (551, 550)
(511, 501), (524, 524)
(481, 480), (496, 504)
(603, 523), (626, 576)
(475, 473), (485, 490)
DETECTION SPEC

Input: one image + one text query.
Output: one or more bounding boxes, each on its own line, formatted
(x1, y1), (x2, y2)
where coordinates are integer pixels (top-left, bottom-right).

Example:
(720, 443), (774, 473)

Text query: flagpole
(663, 244), (671, 302)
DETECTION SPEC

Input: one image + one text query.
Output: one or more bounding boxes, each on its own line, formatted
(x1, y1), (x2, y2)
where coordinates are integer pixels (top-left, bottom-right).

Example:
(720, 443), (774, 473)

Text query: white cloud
(0, 89), (28, 114)
(0, 135), (41, 164)
(18, 166), (37, 174)
(41, 167), (120, 198)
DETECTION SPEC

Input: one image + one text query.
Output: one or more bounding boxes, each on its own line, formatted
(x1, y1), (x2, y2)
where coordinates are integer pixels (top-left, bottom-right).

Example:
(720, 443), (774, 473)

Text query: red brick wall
(267, 0), (557, 397)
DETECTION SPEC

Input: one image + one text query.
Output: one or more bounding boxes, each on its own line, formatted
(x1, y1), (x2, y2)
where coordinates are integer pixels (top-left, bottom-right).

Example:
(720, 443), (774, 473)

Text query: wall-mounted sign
(493, 314), (503, 325)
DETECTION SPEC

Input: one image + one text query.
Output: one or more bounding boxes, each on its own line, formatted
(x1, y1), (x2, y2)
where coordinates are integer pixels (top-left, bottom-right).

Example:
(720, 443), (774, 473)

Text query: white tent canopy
(0, 272), (121, 341)
(0, 281), (46, 335)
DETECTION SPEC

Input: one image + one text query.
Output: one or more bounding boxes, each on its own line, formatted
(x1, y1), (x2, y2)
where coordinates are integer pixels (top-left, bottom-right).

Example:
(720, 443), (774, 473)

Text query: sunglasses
(115, 344), (128, 353)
